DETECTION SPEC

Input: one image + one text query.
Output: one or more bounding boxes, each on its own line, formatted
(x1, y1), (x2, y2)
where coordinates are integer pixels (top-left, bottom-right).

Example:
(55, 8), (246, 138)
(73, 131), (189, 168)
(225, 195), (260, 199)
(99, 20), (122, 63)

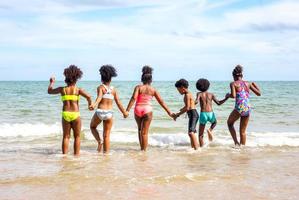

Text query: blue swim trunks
(199, 112), (216, 125)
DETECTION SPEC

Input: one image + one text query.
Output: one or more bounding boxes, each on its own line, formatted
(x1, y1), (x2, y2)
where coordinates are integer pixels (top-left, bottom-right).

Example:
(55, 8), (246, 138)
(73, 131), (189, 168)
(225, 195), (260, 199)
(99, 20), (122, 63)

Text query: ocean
(0, 81), (299, 199)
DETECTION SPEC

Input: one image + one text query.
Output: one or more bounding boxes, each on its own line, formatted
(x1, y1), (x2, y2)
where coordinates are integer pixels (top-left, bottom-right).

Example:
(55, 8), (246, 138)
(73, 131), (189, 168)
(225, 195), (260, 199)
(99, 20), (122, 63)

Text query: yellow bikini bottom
(62, 111), (80, 122)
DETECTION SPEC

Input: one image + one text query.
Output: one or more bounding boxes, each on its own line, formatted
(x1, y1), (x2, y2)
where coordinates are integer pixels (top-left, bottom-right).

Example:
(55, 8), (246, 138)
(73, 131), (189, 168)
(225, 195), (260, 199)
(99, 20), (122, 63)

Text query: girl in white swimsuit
(90, 65), (128, 153)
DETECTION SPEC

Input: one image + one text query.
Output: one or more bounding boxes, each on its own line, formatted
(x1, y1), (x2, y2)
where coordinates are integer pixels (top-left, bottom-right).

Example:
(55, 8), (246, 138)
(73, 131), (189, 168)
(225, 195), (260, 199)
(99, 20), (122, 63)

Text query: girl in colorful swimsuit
(48, 65), (92, 155)
(89, 65), (128, 153)
(227, 65), (261, 146)
(126, 66), (174, 151)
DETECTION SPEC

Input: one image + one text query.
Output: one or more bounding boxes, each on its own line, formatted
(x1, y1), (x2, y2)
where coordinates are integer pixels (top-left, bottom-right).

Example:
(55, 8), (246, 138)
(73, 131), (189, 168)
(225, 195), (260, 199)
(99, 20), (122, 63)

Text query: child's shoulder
(97, 85), (106, 91)
(207, 91), (214, 96)
(186, 91), (194, 98)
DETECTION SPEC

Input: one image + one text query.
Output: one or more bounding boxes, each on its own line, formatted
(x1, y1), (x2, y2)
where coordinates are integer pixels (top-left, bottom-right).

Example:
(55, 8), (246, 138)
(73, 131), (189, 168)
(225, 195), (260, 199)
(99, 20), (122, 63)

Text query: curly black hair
(99, 64), (117, 83)
(175, 78), (189, 88)
(64, 65), (83, 85)
(141, 65), (153, 84)
(232, 64), (243, 77)
(196, 78), (210, 92)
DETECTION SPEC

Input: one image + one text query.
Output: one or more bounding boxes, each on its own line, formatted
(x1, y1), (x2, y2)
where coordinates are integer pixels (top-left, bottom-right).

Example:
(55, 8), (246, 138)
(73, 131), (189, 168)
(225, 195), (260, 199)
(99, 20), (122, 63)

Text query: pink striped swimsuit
(134, 94), (153, 117)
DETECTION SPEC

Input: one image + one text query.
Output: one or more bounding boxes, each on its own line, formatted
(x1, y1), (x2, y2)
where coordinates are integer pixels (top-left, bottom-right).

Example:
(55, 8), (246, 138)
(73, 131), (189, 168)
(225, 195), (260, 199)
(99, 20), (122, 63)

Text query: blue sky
(0, 0), (298, 81)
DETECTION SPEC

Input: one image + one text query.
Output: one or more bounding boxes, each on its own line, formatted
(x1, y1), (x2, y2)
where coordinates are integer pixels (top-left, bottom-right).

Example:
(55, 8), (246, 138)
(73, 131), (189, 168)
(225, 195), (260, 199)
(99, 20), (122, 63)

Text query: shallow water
(0, 81), (299, 199)
(1, 144), (299, 200)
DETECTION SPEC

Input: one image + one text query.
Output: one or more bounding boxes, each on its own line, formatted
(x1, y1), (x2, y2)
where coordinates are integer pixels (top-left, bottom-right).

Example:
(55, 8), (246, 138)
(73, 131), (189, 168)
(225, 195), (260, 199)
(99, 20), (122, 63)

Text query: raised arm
(126, 86), (139, 112)
(212, 93), (229, 105)
(47, 77), (62, 94)
(79, 88), (92, 109)
(250, 82), (261, 96)
(154, 89), (172, 116)
(114, 89), (128, 118)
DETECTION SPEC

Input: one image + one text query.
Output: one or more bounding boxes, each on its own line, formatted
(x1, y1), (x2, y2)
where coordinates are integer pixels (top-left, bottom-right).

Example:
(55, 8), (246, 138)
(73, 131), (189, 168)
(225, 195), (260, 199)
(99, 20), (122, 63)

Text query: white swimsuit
(96, 84), (114, 120)
(96, 109), (114, 120)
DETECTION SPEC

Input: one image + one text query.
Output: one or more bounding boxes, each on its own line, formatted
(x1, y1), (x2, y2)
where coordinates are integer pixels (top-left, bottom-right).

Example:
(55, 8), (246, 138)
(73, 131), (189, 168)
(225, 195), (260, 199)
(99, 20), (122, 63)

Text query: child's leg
(103, 118), (113, 153)
(227, 110), (241, 146)
(62, 119), (71, 154)
(188, 134), (194, 148)
(198, 124), (205, 147)
(90, 113), (103, 152)
(134, 114), (143, 150)
(207, 120), (217, 141)
(189, 133), (199, 150)
(72, 117), (82, 155)
(239, 116), (250, 145)
(140, 112), (153, 151)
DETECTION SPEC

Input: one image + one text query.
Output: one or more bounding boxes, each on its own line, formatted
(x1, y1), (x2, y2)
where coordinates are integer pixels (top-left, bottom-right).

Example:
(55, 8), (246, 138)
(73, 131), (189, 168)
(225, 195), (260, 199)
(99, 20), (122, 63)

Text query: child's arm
(212, 93), (229, 105)
(47, 77), (62, 94)
(91, 86), (103, 110)
(227, 82), (236, 98)
(176, 94), (188, 117)
(154, 89), (173, 117)
(250, 82), (261, 96)
(114, 89), (129, 118)
(195, 92), (201, 105)
(79, 88), (93, 110)
(126, 86), (139, 112)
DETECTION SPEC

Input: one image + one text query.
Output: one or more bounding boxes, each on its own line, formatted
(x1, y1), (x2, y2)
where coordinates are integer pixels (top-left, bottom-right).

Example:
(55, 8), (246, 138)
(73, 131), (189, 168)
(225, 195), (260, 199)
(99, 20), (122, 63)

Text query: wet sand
(1, 143), (298, 200)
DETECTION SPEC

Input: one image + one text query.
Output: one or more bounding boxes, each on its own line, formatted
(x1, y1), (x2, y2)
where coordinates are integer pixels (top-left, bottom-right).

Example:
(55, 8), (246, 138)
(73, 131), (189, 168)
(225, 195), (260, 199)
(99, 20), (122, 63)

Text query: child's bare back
(197, 92), (214, 112)
(195, 78), (229, 146)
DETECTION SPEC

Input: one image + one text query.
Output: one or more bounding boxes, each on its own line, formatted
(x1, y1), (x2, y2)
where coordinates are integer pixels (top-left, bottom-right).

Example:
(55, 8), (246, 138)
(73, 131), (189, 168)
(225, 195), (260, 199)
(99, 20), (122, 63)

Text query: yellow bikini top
(61, 87), (80, 102)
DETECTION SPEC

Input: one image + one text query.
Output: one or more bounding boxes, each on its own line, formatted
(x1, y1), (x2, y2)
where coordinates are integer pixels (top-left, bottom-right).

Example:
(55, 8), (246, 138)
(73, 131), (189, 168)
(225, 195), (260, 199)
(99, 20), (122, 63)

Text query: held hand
(88, 104), (95, 111)
(171, 113), (177, 121)
(50, 76), (55, 84)
(123, 111), (129, 118)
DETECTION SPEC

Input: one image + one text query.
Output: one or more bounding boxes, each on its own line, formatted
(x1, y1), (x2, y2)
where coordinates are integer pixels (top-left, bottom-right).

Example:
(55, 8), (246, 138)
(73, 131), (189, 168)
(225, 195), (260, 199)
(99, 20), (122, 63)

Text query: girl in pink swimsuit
(227, 65), (261, 146)
(134, 94), (153, 117)
(126, 66), (174, 151)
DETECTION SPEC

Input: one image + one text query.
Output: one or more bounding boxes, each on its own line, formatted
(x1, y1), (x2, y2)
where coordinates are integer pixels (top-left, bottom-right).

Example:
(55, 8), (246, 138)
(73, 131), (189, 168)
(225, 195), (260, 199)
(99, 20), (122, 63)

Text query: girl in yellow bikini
(48, 65), (92, 155)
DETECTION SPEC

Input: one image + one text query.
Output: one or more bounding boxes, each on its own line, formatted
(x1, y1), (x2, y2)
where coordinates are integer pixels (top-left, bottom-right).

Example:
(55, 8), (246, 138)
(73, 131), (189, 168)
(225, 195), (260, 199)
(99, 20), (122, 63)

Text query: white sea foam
(0, 123), (61, 137)
(1, 123), (299, 147)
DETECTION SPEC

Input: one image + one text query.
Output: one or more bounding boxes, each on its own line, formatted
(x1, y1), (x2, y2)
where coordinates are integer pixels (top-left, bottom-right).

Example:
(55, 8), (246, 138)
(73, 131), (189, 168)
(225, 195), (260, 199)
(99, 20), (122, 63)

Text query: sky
(0, 0), (298, 81)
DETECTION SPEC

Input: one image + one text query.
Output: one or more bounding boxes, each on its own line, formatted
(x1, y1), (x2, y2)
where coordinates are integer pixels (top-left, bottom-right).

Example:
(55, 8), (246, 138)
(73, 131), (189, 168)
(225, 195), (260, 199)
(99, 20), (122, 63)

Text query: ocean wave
(1, 123), (299, 147)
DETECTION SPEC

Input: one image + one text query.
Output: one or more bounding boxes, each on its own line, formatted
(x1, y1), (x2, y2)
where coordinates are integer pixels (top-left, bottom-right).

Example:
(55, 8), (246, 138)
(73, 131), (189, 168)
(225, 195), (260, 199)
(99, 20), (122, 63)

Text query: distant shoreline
(0, 80), (298, 82)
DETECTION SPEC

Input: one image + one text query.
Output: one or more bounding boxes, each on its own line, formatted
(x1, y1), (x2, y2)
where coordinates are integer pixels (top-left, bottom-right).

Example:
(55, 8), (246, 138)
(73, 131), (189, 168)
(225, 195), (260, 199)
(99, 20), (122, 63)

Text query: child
(174, 79), (199, 150)
(126, 66), (174, 151)
(227, 65), (261, 146)
(90, 65), (129, 153)
(48, 65), (92, 155)
(195, 78), (229, 147)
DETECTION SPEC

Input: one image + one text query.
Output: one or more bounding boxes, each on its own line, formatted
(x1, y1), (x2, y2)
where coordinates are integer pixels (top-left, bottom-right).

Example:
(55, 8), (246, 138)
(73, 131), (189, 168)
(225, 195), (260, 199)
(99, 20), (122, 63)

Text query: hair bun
(233, 64), (243, 76)
(142, 65), (153, 75)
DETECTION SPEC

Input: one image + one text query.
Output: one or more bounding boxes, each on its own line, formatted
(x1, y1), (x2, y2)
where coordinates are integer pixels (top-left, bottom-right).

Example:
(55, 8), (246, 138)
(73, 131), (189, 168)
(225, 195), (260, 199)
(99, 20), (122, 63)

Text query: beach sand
(1, 141), (299, 200)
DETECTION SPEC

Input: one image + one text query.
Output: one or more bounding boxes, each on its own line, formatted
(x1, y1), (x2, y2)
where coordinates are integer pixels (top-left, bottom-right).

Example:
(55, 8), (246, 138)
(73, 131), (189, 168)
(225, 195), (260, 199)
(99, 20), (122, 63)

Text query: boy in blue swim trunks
(195, 78), (229, 147)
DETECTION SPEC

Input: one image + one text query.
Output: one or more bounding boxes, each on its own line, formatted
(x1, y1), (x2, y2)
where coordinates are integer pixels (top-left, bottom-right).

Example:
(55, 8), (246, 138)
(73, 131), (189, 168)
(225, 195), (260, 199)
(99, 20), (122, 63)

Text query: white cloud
(0, 0), (298, 80)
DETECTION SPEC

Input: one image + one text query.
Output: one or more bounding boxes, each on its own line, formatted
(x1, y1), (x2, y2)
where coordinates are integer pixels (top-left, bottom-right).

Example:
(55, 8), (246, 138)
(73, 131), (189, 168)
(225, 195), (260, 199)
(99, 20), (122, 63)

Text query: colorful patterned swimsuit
(235, 80), (251, 116)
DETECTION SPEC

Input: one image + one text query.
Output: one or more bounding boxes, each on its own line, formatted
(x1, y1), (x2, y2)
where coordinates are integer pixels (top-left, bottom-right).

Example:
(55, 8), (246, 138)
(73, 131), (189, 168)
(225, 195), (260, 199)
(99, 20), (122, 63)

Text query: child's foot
(97, 142), (103, 152)
(207, 129), (213, 141)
